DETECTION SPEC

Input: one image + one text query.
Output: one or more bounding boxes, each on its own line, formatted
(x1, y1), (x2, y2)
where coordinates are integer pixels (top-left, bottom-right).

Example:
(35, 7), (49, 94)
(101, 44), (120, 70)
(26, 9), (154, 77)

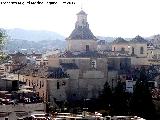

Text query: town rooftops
(59, 51), (106, 58)
(130, 35), (147, 43)
(67, 26), (97, 40)
(113, 37), (129, 44)
(9, 52), (26, 57)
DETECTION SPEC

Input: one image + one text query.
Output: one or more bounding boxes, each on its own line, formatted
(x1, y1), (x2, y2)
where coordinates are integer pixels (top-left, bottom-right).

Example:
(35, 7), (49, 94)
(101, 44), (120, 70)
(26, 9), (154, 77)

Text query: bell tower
(75, 10), (89, 28)
(66, 10), (97, 52)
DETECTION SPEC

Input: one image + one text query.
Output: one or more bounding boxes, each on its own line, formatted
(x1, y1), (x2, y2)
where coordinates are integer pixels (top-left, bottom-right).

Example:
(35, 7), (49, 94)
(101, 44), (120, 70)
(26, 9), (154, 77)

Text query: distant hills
(6, 28), (65, 42)
(96, 36), (133, 42)
(96, 36), (115, 43)
(4, 28), (66, 53)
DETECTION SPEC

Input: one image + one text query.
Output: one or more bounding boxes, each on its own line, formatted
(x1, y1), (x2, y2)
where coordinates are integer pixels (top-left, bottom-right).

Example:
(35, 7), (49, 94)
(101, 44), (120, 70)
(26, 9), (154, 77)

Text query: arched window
(86, 45), (89, 51)
(140, 47), (144, 54)
(40, 81), (42, 88)
(29, 80), (30, 86)
(132, 47), (135, 54)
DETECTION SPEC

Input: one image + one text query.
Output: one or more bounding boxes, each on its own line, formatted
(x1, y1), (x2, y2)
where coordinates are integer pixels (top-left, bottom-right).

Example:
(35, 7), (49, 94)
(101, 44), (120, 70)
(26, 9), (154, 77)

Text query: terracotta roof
(47, 67), (68, 78)
(16, 64), (68, 79)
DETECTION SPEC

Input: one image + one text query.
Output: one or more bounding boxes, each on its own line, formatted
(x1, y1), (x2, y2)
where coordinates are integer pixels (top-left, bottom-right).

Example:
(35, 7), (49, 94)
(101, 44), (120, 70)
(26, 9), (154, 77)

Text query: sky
(0, 0), (160, 38)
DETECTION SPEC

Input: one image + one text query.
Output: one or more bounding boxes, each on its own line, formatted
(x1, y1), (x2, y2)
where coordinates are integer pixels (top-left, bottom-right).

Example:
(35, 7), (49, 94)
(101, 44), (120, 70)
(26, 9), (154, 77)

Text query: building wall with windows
(129, 43), (147, 57)
(48, 56), (108, 100)
(47, 78), (69, 104)
(147, 48), (160, 59)
(112, 44), (129, 52)
(19, 75), (47, 101)
(18, 74), (69, 104)
(67, 39), (97, 52)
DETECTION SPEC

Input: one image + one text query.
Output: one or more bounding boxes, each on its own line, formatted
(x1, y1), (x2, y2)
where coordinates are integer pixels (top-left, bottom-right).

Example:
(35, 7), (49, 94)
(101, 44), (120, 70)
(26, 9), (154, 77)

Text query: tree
(112, 81), (129, 115)
(99, 81), (112, 110)
(146, 65), (159, 81)
(130, 67), (156, 120)
(0, 29), (7, 61)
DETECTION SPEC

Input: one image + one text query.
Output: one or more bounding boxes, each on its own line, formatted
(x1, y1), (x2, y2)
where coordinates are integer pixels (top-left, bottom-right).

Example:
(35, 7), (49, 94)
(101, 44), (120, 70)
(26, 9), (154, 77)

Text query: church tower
(66, 10), (97, 52)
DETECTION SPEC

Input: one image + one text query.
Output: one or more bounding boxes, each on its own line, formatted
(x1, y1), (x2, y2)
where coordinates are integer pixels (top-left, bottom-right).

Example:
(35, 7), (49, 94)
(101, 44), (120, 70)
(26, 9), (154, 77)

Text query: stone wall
(67, 39), (97, 52)
(112, 44), (129, 52)
(47, 78), (69, 104)
(131, 57), (149, 66)
(129, 43), (147, 57)
(66, 70), (107, 100)
(51, 57), (108, 100)
(107, 70), (118, 89)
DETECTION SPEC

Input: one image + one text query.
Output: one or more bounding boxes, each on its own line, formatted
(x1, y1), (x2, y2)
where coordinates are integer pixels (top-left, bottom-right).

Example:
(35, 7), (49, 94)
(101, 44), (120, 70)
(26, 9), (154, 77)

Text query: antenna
(81, 0), (83, 10)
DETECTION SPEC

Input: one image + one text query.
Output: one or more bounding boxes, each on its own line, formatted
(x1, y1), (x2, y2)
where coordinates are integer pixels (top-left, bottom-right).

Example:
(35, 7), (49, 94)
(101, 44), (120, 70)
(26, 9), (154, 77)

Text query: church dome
(113, 37), (128, 44)
(130, 35), (147, 43)
(67, 26), (97, 40)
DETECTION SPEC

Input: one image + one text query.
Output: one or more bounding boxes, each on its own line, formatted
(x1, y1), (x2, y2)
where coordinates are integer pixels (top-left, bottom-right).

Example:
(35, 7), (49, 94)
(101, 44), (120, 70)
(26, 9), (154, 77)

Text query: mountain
(6, 28), (65, 41)
(4, 28), (67, 53)
(96, 36), (133, 43)
(5, 39), (66, 54)
(96, 36), (115, 43)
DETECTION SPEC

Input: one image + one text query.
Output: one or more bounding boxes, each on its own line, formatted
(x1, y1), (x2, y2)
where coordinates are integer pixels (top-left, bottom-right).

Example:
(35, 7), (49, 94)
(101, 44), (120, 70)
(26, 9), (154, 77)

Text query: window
(37, 80), (39, 86)
(32, 80), (33, 86)
(29, 80), (30, 86)
(114, 47), (115, 51)
(40, 81), (41, 88)
(86, 45), (89, 51)
(42, 80), (44, 87)
(132, 47), (135, 54)
(57, 81), (60, 89)
(140, 47), (144, 54)
(42, 92), (45, 98)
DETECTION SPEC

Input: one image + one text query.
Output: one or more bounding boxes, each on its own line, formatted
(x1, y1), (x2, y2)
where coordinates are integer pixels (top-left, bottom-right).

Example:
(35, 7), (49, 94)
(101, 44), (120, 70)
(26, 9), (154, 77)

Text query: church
(47, 10), (108, 102)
